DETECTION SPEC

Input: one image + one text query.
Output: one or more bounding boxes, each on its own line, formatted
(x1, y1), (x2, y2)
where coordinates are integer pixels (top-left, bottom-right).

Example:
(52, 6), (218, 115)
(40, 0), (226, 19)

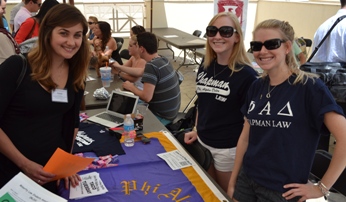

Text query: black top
(196, 61), (258, 148)
(0, 55), (84, 192)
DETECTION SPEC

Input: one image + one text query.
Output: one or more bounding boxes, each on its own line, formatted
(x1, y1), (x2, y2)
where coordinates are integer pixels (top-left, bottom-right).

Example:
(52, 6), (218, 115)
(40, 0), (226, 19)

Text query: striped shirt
(141, 56), (181, 121)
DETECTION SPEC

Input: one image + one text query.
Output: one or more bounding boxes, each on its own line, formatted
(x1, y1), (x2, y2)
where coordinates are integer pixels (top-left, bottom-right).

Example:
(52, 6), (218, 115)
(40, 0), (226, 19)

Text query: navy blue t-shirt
(73, 123), (125, 156)
(196, 60), (258, 148)
(241, 75), (344, 193)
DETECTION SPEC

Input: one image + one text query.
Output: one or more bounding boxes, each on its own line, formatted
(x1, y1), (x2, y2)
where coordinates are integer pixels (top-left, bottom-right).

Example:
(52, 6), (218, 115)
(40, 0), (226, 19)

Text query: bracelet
(317, 181), (330, 199)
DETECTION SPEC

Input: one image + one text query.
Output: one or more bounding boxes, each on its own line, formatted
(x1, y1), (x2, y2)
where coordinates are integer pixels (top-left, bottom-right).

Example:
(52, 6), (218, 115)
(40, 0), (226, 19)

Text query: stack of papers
(0, 172), (67, 202)
(157, 150), (193, 170)
(69, 172), (108, 199)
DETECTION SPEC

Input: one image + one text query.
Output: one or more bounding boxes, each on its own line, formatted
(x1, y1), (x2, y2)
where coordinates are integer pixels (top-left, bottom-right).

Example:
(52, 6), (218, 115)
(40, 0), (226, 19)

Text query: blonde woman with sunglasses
(86, 16), (98, 42)
(183, 12), (258, 192)
(228, 19), (346, 202)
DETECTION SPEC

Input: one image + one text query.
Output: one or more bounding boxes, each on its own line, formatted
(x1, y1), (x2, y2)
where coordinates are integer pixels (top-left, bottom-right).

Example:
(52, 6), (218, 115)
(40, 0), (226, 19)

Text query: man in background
(311, 0), (346, 151)
(121, 32), (181, 126)
(311, 0), (346, 62)
(13, 0), (41, 33)
(9, 0), (24, 33)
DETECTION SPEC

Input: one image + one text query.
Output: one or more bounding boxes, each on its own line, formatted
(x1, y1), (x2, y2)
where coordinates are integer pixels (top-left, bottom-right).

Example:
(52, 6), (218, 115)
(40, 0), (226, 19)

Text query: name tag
(52, 89), (68, 103)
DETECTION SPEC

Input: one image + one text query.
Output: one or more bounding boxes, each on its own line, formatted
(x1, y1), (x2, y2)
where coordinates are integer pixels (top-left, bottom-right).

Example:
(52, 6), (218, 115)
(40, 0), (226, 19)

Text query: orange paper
(43, 148), (93, 181)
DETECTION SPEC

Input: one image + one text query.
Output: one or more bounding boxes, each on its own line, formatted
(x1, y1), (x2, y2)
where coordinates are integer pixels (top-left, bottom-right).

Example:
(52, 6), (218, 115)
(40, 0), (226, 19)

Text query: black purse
(300, 15), (346, 102)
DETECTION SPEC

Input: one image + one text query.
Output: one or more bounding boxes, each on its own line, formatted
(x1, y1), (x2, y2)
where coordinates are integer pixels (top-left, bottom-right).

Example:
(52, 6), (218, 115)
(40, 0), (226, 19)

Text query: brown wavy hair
(27, 4), (89, 92)
(96, 21), (112, 51)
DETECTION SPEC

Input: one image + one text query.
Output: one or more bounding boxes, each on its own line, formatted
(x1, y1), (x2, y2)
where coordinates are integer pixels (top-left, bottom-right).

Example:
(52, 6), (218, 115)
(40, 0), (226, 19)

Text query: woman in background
(228, 19), (346, 202)
(86, 16), (98, 43)
(91, 21), (117, 58)
(184, 12), (258, 192)
(14, 0), (59, 44)
(0, 0), (19, 64)
(111, 35), (146, 89)
(0, 4), (89, 193)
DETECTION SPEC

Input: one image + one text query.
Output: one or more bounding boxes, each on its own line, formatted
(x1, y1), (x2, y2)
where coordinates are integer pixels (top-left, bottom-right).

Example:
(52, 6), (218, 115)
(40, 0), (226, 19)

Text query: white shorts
(198, 138), (236, 172)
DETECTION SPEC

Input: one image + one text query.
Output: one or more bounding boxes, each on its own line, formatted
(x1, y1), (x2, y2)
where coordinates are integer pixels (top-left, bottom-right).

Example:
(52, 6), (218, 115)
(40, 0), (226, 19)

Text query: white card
(157, 150), (193, 170)
(52, 89), (68, 103)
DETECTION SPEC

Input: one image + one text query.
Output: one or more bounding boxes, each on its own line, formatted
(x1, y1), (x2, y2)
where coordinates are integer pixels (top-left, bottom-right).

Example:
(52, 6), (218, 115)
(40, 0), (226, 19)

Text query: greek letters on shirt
(246, 100), (293, 128)
(196, 72), (230, 102)
(75, 131), (95, 147)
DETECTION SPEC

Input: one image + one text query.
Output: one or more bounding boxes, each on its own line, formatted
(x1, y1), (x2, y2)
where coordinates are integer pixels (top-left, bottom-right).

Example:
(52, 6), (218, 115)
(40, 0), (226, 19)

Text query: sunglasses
(206, 26), (237, 38)
(250, 39), (286, 52)
(88, 22), (95, 25)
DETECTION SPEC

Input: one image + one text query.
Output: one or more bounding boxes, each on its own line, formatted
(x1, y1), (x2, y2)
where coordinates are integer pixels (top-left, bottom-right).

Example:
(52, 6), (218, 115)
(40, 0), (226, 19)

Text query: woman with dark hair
(0, 4), (89, 193)
(0, 0), (19, 64)
(91, 21), (122, 65)
(14, 0), (59, 44)
(92, 21), (117, 57)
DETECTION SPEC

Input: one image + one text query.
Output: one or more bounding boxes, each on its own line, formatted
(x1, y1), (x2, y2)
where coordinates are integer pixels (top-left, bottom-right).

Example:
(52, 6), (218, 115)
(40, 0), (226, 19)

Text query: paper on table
(157, 150), (193, 170)
(187, 39), (207, 44)
(86, 76), (96, 81)
(0, 172), (67, 202)
(43, 148), (93, 181)
(163, 35), (178, 38)
(69, 172), (108, 199)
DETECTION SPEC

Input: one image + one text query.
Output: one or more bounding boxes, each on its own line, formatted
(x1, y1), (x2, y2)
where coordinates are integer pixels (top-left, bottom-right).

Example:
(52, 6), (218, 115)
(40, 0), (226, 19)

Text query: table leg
(157, 39), (175, 59)
(166, 43), (175, 59)
(176, 49), (187, 71)
(192, 50), (200, 65)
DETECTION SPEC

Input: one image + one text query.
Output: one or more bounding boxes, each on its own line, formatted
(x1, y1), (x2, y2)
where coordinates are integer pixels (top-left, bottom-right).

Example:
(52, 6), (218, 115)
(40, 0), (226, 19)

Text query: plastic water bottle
(104, 46), (114, 82)
(123, 114), (135, 147)
(104, 46), (109, 54)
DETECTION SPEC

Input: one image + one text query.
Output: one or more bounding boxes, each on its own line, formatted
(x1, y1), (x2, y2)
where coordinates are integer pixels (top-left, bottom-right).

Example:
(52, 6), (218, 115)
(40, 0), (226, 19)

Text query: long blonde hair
(253, 19), (317, 84)
(28, 4), (89, 92)
(203, 12), (252, 73)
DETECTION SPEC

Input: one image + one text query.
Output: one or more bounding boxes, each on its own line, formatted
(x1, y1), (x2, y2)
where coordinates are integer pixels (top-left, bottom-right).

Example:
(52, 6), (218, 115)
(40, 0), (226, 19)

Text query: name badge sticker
(52, 89), (68, 103)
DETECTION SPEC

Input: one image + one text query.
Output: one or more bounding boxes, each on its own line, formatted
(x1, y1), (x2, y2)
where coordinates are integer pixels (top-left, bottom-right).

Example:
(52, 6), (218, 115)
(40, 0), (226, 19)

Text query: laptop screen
(108, 92), (138, 115)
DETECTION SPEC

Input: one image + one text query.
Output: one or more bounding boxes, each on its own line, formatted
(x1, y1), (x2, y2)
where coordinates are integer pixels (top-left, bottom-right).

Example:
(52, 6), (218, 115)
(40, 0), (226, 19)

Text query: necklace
(213, 61), (228, 78)
(266, 83), (277, 98)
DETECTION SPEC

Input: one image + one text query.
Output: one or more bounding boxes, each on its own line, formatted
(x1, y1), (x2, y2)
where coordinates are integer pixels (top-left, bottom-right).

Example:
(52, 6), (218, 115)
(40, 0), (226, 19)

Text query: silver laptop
(87, 90), (139, 128)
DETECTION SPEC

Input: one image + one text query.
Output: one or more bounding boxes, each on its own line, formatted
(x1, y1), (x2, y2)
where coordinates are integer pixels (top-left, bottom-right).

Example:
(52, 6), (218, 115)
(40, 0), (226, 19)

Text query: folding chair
(176, 132), (213, 171)
(112, 37), (124, 65)
(303, 38), (312, 57)
(120, 49), (130, 60)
